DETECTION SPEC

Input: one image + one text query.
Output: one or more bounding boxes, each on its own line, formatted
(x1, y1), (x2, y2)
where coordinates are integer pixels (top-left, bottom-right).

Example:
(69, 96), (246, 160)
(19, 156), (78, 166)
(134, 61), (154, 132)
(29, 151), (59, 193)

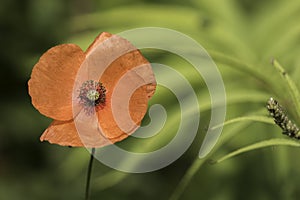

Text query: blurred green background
(1, 0), (300, 199)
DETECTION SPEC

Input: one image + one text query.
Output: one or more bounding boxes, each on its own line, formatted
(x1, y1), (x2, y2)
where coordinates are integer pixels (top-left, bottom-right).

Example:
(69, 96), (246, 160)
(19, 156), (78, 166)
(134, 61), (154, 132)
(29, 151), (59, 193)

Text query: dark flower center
(78, 80), (106, 114)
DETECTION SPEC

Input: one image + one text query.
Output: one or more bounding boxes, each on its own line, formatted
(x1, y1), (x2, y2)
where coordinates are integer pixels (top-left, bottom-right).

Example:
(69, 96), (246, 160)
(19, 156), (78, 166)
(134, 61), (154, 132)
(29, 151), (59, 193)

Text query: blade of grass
(208, 50), (272, 85)
(271, 59), (300, 121)
(211, 116), (274, 130)
(200, 90), (269, 111)
(169, 119), (255, 200)
(213, 138), (300, 164)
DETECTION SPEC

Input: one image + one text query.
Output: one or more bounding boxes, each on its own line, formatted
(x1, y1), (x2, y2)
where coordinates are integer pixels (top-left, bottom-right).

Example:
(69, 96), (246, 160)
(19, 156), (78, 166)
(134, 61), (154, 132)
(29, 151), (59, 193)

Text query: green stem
(85, 148), (95, 200)
(271, 59), (300, 121)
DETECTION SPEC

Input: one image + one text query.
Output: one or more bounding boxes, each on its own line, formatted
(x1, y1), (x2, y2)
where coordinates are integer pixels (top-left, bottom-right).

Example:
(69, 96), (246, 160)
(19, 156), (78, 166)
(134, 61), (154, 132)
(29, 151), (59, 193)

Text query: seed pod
(266, 97), (300, 139)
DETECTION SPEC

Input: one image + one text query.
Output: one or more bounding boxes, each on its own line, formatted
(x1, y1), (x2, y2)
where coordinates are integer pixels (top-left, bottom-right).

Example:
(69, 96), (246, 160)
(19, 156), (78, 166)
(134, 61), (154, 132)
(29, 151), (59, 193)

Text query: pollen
(86, 90), (100, 101)
(79, 80), (106, 114)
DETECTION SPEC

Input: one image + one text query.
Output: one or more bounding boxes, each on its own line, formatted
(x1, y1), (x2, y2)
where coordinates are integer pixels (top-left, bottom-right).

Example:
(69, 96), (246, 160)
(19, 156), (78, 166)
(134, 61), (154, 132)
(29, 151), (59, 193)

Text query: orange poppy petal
(92, 41), (156, 139)
(73, 110), (110, 147)
(40, 120), (84, 147)
(41, 110), (118, 148)
(40, 120), (132, 147)
(85, 32), (113, 56)
(28, 44), (85, 121)
(79, 33), (139, 81)
(98, 85), (150, 139)
(100, 51), (156, 139)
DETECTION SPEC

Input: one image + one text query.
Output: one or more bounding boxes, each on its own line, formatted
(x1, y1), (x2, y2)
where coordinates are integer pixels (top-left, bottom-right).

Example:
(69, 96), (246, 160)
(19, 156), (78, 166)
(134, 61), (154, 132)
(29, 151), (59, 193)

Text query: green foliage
(2, 0), (300, 199)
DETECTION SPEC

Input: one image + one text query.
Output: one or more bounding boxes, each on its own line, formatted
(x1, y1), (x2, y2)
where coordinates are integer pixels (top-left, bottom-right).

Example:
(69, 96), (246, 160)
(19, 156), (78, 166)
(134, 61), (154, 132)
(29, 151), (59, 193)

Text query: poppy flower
(28, 32), (156, 148)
